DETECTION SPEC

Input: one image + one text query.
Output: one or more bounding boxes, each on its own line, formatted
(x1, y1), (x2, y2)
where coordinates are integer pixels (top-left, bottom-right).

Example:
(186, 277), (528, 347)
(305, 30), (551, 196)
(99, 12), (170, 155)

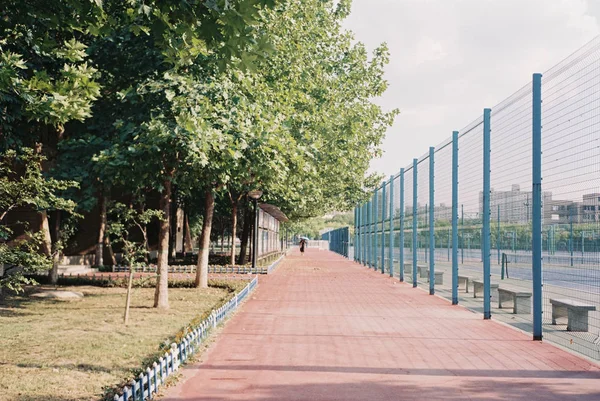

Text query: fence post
(381, 181), (387, 274)
(497, 204), (501, 264)
(429, 147), (435, 295)
(362, 203), (367, 265)
(369, 199), (373, 268)
(452, 131), (459, 305)
(532, 72), (543, 341)
(388, 175), (395, 278)
(412, 158), (418, 287)
(399, 168), (405, 282)
(483, 108), (492, 320)
(354, 207), (357, 261)
(374, 189), (379, 270)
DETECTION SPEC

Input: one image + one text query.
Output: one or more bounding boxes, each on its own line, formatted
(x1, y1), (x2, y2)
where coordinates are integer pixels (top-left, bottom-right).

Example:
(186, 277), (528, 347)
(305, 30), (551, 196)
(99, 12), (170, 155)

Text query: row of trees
(1, 0), (396, 307)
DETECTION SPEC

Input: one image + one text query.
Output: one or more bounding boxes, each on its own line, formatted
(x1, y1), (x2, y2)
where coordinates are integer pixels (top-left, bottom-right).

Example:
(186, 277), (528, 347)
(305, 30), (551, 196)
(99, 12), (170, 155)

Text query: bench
(418, 265), (428, 278)
(498, 288), (532, 314)
(550, 298), (597, 332)
(472, 280), (499, 302)
(425, 269), (444, 285)
(458, 275), (471, 293)
(403, 263), (412, 274)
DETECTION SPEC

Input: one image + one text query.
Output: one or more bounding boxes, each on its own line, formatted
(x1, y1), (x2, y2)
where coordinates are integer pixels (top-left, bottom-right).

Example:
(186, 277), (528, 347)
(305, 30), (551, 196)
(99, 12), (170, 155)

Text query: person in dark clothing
(299, 239), (306, 255)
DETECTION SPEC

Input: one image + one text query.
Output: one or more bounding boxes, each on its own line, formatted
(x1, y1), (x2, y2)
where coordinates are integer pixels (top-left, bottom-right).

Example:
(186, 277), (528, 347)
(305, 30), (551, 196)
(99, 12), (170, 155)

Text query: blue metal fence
(352, 37), (600, 361)
(323, 227), (350, 258)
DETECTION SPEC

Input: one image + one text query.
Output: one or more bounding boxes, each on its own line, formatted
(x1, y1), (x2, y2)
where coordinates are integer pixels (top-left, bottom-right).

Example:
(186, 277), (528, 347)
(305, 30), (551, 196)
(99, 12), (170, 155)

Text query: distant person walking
(299, 238), (307, 255)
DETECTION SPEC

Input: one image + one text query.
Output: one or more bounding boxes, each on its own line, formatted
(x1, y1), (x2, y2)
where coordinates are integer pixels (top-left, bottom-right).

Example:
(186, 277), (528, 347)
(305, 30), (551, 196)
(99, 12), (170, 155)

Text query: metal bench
(425, 269), (444, 285)
(498, 287), (532, 314)
(550, 298), (597, 332)
(472, 280), (499, 301)
(458, 275), (471, 293)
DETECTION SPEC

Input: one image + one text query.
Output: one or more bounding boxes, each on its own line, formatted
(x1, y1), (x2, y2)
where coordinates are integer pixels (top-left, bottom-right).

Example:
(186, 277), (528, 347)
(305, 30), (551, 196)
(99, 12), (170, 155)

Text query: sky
(342, 0), (600, 178)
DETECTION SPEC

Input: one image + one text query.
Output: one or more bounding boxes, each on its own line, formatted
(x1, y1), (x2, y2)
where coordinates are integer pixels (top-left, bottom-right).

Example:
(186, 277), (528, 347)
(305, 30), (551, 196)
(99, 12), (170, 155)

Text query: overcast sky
(342, 0), (600, 178)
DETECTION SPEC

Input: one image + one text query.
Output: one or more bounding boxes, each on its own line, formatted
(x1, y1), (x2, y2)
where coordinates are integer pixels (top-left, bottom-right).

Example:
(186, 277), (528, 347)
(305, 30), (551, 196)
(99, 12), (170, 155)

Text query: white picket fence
(113, 276), (258, 401)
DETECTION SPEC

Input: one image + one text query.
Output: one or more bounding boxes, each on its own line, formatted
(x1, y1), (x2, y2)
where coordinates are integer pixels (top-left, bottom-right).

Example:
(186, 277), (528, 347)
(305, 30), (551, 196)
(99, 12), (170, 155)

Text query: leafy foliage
(1, 0), (397, 299)
(0, 148), (78, 292)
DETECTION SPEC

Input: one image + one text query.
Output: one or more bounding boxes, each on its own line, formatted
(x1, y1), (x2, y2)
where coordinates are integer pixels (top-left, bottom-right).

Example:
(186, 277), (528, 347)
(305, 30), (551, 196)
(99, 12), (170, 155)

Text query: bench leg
(514, 296), (531, 314)
(490, 287), (498, 303)
(552, 305), (567, 325)
(465, 280), (469, 293)
(567, 309), (589, 332)
(498, 292), (508, 309)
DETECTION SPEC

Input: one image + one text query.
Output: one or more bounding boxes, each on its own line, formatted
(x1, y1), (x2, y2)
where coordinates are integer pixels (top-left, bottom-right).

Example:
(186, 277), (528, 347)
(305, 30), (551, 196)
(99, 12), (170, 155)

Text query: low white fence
(113, 276), (258, 401)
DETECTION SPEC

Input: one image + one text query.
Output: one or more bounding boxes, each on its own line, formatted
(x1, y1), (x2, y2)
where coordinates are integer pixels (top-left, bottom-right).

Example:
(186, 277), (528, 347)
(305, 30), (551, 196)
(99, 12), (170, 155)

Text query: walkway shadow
(162, 378), (600, 401)
(198, 364), (600, 379)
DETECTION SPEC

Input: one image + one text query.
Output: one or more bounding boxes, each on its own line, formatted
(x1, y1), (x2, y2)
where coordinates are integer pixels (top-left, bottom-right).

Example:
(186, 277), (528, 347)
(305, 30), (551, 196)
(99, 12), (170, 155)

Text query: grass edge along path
(0, 277), (254, 401)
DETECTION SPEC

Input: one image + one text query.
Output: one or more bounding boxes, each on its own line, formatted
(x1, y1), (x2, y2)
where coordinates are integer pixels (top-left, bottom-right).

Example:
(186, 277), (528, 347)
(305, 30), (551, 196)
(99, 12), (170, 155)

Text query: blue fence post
(399, 168), (405, 282)
(354, 206), (358, 262)
(483, 108), (492, 320)
(363, 203), (367, 265)
(497, 204), (501, 264)
(388, 175), (395, 278)
(374, 190), (379, 270)
(452, 131), (459, 305)
(381, 181), (387, 274)
(429, 147), (435, 295)
(358, 207), (361, 260)
(365, 200), (373, 269)
(369, 195), (375, 268)
(412, 158), (418, 288)
(532, 72), (543, 341)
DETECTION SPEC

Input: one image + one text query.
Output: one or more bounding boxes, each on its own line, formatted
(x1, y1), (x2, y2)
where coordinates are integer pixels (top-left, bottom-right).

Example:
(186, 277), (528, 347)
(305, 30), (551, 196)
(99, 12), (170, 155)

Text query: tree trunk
(168, 191), (176, 260)
(184, 213), (193, 252)
(124, 268), (134, 324)
(105, 232), (117, 266)
(40, 210), (53, 259)
(154, 179), (172, 309)
(230, 200), (238, 265)
(49, 211), (61, 284)
(95, 194), (107, 266)
(220, 223), (225, 252)
(195, 190), (214, 288)
(237, 203), (252, 265)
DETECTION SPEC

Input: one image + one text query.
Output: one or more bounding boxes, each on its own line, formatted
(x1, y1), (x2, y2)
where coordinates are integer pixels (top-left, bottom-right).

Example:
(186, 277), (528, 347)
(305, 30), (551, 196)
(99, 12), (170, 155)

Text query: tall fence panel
(415, 153), (430, 290)
(324, 227), (350, 258)
(541, 37), (600, 358)
(351, 36), (600, 361)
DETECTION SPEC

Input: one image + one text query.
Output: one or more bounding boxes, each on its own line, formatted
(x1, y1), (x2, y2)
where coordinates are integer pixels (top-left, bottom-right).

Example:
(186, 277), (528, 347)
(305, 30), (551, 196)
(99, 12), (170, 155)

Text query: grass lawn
(0, 280), (249, 401)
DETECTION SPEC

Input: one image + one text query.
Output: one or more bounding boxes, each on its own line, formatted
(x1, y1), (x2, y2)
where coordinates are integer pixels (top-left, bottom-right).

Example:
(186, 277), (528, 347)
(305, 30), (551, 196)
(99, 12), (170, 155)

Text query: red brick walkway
(162, 249), (600, 401)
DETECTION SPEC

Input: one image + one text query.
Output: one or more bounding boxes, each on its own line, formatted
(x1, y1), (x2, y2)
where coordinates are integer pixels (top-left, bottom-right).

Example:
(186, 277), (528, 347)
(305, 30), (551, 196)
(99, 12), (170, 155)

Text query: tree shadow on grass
(11, 361), (115, 374)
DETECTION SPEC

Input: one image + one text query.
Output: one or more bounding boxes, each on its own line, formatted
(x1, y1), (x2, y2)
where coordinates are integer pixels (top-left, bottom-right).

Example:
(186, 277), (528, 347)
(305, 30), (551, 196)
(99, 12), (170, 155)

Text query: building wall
(257, 208), (281, 257)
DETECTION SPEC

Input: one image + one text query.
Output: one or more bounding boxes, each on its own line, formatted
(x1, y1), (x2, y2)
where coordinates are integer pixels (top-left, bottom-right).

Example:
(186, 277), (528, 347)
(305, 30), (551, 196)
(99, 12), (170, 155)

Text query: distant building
(480, 184), (553, 225)
(581, 193), (600, 222)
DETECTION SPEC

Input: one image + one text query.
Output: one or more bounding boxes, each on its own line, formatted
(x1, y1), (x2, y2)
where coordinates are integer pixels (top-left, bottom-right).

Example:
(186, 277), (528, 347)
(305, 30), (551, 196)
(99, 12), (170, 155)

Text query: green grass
(0, 280), (249, 401)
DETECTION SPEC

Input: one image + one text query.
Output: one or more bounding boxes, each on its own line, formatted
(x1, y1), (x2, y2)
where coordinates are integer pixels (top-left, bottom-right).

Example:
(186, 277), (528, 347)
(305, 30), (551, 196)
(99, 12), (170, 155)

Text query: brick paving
(161, 249), (600, 401)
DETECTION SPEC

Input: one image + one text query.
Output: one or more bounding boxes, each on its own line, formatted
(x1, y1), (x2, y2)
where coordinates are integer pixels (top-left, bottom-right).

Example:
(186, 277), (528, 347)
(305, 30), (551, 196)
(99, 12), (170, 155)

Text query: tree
(90, 0), (280, 305)
(1, 0), (103, 283)
(0, 148), (77, 293)
(187, 0), (396, 283)
(106, 201), (162, 324)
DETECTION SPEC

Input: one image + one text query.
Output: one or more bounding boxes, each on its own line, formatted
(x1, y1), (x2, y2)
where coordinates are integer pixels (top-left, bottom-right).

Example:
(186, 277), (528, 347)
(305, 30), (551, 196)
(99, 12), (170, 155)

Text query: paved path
(162, 249), (600, 401)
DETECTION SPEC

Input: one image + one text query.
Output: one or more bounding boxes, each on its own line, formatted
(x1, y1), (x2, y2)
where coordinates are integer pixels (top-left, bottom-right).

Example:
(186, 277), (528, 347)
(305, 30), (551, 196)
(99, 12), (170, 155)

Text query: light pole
(248, 189), (263, 271)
